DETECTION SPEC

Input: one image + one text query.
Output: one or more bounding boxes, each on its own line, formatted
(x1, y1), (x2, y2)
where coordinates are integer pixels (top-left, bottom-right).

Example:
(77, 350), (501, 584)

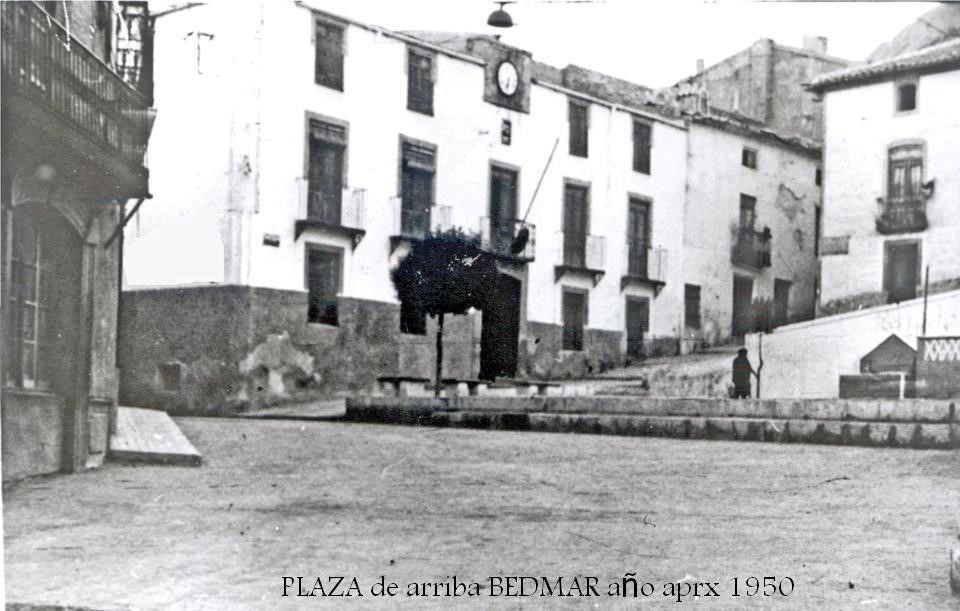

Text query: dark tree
(391, 228), (500, 395)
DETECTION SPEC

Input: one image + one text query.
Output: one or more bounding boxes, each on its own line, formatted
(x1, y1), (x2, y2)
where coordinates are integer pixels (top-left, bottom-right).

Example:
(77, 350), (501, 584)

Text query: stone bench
(441, 378), (488, 397)
(495, 378), (563, 397)
(377, 376), (431, 397)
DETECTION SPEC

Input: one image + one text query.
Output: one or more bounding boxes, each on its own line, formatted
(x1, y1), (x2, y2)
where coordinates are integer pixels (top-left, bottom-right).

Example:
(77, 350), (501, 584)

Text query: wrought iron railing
(479, 217), (536, 261)
(0, 1), (152, 169)
(625, 243), (668, 283)
(297, 179), (364, 230)
(875, 196), (928, 235)
(731, 226), (771, 269)
(557, 232), (605, 270)
(391, 197), (452, 237)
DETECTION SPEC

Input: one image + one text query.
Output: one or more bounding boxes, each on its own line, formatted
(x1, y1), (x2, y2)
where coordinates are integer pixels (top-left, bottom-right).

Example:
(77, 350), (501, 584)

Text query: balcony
(554, 232), (605, 286)
(1, 1), (153, 195)
(876, 197), (928, 235)
(621, 243), (668, 293)
(479, 217), (536, 262)
(294, 179), (366, 248)
(731, 226), (772, 270)
(388, 197), (453, 252)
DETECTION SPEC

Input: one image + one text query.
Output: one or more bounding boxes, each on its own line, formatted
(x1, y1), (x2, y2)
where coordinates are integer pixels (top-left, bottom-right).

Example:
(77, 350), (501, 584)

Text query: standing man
(732, 348), (755, 399)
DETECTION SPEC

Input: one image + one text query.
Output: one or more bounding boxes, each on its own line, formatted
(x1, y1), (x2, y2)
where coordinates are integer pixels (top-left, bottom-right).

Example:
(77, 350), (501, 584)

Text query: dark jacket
(732, 353), (753, 390)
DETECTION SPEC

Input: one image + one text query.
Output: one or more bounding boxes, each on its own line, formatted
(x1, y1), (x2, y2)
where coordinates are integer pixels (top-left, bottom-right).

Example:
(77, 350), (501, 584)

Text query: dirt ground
(4, 418), (959, 609)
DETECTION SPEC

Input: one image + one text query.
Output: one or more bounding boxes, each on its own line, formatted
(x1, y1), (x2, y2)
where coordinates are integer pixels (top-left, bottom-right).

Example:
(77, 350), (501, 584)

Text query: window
(684, 284), (701, 329)
(400, 138), (436, 235)
(501, 119), (512, 145)
(888, 144), (923, 201)
(741, 147), (757, 169)
(632, 120), (652, 174)
(739, 194), (757, 230)
(307, 119), (347, 223)
(407, 48), (434, 115)
(306, 246), (342, 325)
(315, 19), (344, 90)
(400, 300), (426, 335)
(9, 220), (47, 388)
(568, 99), (589, 157)
(896, 82), (916, 112)
(562, 289), (587, 351)
(489, 165), (519, 255)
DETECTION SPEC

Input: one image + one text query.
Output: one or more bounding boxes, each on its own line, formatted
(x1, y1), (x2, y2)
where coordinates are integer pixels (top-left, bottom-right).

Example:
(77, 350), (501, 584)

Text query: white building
(120, 1), (695, 410)
(682, 113), (821, 345)
(811, 38), (960, 315)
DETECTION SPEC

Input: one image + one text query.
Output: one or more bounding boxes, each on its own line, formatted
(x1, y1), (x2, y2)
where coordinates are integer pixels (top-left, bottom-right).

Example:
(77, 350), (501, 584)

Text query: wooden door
(479, 275), (522, 380)
(308, 140), (343, 223)
(884, 241), (919, 303)
(627, 199), (649, 276)
(732, 274), (753, 337)
(626, 297), (649, 359)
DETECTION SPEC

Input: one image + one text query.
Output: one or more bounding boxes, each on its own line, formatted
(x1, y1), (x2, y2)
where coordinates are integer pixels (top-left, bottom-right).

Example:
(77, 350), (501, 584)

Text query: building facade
(120, 1), (690, 412)
(811, 38), (960, 315)
(682, 114), (821, 346)
(1, 1), (154, 480)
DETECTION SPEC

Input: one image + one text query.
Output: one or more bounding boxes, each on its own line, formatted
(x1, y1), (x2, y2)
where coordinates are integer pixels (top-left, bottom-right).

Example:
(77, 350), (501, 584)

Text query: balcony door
(563, 183), (589, 267)
(627, 198), (650, 277)
(884, 241), (919, 303)
(400, 140), (436, 236)
(308, 120), (346, 224)
(489, 165), (518, 254)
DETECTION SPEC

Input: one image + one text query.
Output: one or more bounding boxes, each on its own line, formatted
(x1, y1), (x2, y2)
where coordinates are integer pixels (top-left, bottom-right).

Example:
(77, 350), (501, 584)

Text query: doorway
(626, 297), (650, 360)
(479, 274), (522, 380)
(884, 241), (920, 303)
(732, 274), (754, 337)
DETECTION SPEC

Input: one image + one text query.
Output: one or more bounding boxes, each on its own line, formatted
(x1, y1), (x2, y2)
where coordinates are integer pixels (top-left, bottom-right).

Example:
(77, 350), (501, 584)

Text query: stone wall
(520, 321), (623, 379)
(820, 277), (960, 318)
(119, 285), (481, 415)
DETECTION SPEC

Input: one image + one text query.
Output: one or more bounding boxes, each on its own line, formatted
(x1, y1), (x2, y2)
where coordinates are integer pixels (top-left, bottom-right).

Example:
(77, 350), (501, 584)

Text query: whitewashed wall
(683, 123), (821, 342)
(746, 289), (960, 398)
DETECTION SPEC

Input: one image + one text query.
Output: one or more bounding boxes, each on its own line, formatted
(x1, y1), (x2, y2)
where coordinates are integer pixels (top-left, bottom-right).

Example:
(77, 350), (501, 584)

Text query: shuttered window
(315, 20), (344, 90)
(407, 48), (434, 115)
(632, 120), (651, 174)
(307, 120), (347, 223)
(568, 100), (588, 158)
(684, 284), (701, 330)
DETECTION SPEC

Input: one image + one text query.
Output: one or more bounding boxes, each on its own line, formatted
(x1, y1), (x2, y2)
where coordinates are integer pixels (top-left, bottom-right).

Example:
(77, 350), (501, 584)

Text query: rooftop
(809, 37), (960, 92)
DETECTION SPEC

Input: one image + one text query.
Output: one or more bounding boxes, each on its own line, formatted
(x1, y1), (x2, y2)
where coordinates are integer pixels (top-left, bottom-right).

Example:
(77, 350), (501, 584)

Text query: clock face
(497, 61), (519, 96)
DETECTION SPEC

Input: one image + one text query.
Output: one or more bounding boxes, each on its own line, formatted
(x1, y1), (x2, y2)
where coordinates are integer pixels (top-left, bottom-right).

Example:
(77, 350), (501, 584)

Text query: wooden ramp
(110, 407), (202, 466)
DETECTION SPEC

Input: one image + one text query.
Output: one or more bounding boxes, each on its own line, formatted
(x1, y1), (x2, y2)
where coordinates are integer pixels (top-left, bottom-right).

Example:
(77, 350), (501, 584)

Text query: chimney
(696, 58), (704, 73)
(802, 35), (828, 55)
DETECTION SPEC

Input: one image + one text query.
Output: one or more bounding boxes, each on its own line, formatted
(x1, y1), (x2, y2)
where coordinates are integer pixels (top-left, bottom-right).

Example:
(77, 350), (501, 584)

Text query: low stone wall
(345, 396), (959, 449)
(2, 390), (65, 482)
(521, 321), (623, 379)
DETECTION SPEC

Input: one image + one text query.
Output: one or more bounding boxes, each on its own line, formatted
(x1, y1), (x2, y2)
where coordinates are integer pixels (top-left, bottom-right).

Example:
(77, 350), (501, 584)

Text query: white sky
(317, 0), (936, 88)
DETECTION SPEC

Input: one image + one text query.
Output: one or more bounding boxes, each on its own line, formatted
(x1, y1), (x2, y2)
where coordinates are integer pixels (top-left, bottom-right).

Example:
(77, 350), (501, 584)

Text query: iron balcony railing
(390, 197), (452, 237)
(1, 1), (152, 169)
(557, 231), (605, 270)
(876, 196), (928, 235)
(731, 226), (772, 269)
(297, 179), (365, 230)
(479, 217), (536, 261)
(625, 243), (668, 283)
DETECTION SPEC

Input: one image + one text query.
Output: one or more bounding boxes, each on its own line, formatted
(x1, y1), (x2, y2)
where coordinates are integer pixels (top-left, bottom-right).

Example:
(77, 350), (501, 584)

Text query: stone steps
(345, 397), (959, 450)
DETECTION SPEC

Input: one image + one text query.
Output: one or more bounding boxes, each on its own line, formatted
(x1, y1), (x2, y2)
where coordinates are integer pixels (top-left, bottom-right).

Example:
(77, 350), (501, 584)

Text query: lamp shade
(487, 5), (513, 28)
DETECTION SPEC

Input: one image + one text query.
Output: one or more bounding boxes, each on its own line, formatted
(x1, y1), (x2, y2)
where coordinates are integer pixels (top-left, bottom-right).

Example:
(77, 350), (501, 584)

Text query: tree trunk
(435, 312), (444, 397)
